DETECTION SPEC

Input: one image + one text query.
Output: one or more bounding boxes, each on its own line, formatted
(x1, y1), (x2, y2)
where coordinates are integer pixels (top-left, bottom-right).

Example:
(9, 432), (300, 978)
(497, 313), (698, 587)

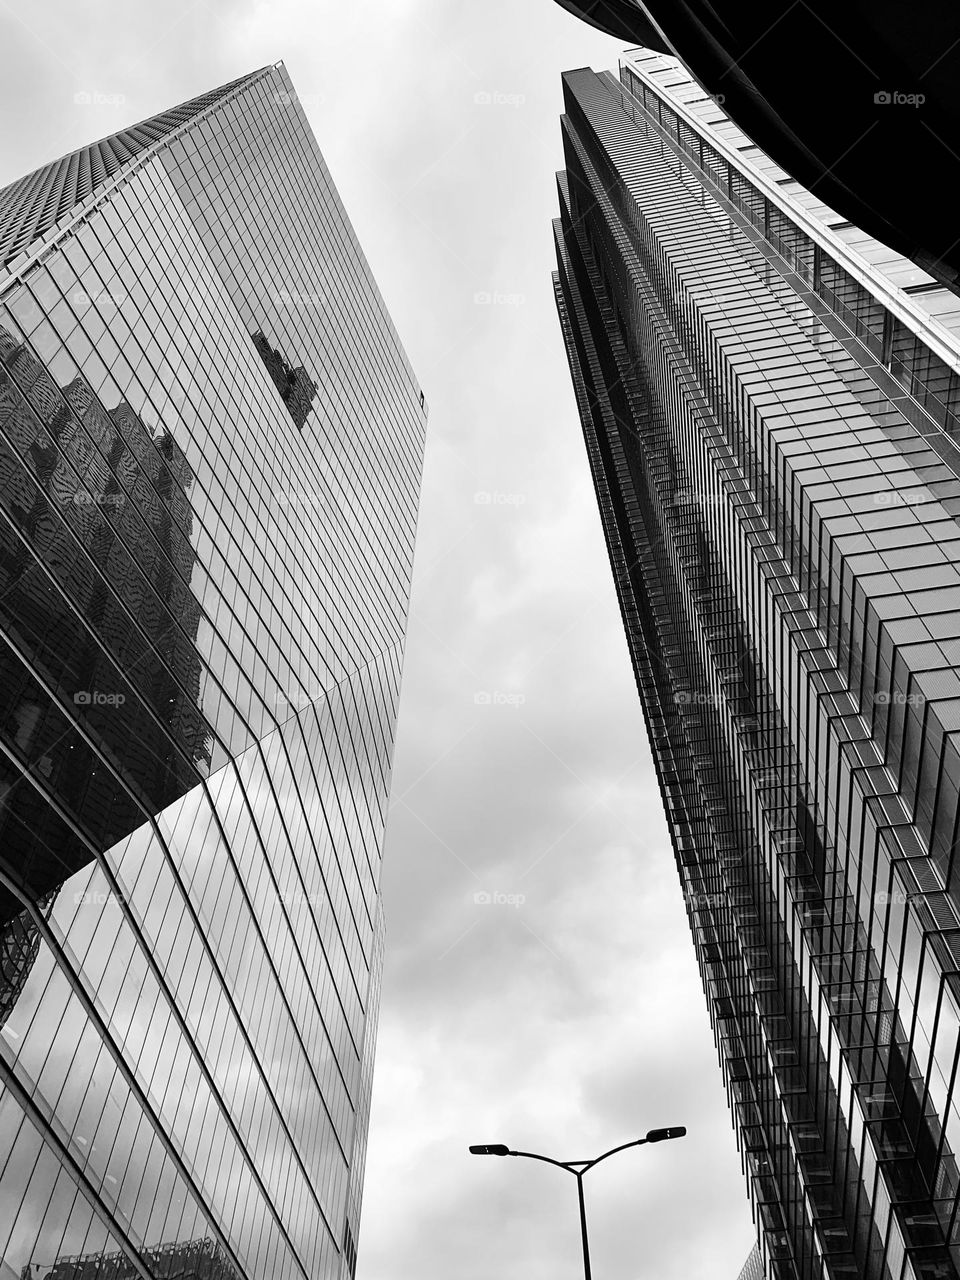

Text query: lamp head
(645, 1126), (686, 1143)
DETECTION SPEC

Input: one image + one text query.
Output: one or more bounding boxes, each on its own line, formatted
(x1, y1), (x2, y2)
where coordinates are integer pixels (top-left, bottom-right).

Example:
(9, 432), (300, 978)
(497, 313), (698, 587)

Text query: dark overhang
(553, 0), (960, 287)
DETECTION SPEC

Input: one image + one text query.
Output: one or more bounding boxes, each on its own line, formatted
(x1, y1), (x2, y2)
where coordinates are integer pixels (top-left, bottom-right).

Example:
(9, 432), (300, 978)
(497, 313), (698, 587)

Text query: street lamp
(469, 1127), (686, 1280)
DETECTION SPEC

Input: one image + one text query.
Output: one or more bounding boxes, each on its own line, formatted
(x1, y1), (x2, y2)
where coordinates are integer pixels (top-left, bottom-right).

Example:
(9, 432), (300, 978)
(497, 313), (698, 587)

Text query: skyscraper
(551, 1), (960, 287)
(0, 65), (426, 1280)
(739, 1246), (766, 1280)
(553, 48), (960, 1280)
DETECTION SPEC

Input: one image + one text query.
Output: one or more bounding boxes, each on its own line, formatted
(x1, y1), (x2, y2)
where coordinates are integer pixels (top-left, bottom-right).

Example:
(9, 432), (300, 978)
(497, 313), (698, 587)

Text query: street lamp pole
(576, 1168), (592, 1280)
(469, 1128), (686, 1280)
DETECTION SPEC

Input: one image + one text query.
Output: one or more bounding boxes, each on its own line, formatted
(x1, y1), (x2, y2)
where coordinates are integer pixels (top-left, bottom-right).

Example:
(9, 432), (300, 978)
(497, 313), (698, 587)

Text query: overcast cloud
(0, 2), (757, 1276)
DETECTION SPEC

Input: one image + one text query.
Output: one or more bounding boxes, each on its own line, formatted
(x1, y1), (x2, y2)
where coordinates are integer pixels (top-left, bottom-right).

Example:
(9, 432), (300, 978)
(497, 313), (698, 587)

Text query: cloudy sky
(0, 2), (757, 1276)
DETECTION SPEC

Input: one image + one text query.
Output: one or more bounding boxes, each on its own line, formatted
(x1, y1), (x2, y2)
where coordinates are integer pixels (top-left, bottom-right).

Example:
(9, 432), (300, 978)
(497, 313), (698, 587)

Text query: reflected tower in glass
(0, 65), (426, 1280)
(554, 49), (960, 1280)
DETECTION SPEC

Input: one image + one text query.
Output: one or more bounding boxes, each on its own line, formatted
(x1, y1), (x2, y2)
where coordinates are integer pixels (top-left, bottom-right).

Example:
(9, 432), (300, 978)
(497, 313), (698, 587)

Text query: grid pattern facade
(0, 74), (255, 271)
(0, 65), (425, 1280)
(553, 54), (960, 1280)
(615, 58), (960, 438)
(740, 1245), (768, 1280)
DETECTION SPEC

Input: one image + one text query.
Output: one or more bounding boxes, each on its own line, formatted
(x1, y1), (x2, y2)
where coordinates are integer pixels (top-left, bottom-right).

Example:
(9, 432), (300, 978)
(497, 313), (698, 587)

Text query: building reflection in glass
(21, 1235), (240, 1280)
(0, 905), (44, 1031)
(0, 326), (212, 927)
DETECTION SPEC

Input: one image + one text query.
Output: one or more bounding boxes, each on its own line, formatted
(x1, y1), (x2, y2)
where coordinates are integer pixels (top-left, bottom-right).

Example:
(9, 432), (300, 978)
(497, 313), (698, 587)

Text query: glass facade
(740, 1246), (767, 1280)
(553, 49), (960, 1280)
(0, 65), (426, 1280)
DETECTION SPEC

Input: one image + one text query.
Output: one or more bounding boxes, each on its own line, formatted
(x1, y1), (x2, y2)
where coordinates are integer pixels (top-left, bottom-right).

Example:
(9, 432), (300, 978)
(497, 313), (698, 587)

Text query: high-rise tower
(0, 65), (426, 1280)
(554, 48), (960, 1280)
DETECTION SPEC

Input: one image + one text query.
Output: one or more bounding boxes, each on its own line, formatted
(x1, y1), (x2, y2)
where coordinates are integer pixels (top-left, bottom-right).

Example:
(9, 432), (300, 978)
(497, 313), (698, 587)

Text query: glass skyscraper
(739, 1245), (768, 1280)
(553, 47), (960, 1280)
(0, 65), (426, 1280)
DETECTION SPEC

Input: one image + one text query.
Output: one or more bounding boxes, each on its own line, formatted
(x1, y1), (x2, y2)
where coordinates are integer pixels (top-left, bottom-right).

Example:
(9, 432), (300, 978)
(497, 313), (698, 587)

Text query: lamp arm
(508, 1149), (581, 1174)
(580, 1138), (646, 1174)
